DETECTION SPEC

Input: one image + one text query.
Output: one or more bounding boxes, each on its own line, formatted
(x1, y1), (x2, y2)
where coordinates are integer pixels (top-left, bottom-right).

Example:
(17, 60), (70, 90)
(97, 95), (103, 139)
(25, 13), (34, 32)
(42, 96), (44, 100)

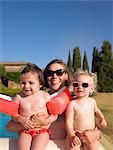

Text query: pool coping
(1, 134), (113, 150)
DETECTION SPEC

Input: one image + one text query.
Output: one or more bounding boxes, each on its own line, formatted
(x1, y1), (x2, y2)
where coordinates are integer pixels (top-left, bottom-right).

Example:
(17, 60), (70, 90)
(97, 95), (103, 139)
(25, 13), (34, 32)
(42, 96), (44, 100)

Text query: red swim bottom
(19, 129), (51, 137)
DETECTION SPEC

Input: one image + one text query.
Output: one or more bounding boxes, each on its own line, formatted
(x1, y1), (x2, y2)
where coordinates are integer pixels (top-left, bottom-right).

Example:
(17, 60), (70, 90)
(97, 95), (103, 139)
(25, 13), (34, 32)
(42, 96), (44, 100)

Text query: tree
(92, 47), (99, 73)
(97, 41), (113, 92)
(83, 50), (89, 71)
(72, 47), (81, 72)
(0, 65), (6, 78)
(6, 72), (20, 83)
(67, 49), (73, 77)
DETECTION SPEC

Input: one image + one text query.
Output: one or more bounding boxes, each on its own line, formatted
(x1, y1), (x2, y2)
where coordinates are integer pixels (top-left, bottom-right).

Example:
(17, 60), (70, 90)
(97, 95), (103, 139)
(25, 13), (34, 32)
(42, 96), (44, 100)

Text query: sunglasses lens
(46, 70), (54, 77)
(56, 69), (65, 76)
(82, 83), (88, 88)
(73, 82), (78, 87)
(46, 69), (65, 77)
(73, 82), (89, 88)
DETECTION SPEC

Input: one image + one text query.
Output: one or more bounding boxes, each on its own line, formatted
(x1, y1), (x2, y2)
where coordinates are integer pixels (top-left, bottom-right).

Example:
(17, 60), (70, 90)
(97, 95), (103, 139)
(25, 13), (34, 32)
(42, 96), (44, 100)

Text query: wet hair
(43, 59), (72, 88)
(20, 63), (44, 86)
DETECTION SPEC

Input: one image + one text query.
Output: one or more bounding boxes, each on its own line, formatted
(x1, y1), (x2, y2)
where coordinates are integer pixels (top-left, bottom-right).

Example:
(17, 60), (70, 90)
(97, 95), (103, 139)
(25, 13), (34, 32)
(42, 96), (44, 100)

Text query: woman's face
(47, 63), (68, 93)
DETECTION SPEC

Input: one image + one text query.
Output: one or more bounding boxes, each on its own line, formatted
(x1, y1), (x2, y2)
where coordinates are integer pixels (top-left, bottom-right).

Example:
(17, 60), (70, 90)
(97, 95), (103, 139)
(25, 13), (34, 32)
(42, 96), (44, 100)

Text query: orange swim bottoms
(19, 129), (51, 137)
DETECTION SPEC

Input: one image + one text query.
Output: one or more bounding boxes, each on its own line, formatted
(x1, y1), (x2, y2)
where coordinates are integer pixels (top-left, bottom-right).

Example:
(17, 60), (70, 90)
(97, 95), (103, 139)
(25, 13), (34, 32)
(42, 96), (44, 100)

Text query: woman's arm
(7, 115), (38, 131)
(76, 128), (101, 144)
(7, 119), (24, 132)
(31, 113), (58, 127)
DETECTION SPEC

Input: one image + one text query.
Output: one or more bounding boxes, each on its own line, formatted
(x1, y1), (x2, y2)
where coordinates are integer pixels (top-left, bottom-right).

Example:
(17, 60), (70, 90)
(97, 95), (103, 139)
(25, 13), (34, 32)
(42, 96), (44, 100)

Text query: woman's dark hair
(43, 59), (72, 88)
(20, 63), (44, 86)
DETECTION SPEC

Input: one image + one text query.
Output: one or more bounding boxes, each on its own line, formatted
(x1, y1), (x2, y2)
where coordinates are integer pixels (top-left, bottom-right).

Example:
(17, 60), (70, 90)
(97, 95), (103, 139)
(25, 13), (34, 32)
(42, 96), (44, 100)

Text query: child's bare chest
(19, 95), (47, 115)
(74, 100), (94, 117)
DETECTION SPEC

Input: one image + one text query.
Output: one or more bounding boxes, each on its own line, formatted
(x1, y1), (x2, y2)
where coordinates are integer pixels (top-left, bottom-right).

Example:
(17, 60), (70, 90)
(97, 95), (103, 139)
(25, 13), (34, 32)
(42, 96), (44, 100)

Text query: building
(0, 62), (30, 72)
(0, 62), (30, 88)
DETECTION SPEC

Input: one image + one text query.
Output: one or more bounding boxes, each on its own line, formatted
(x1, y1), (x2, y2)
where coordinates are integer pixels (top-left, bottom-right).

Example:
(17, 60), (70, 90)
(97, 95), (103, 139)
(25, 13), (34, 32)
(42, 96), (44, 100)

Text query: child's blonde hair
(73, 69), (97, 95)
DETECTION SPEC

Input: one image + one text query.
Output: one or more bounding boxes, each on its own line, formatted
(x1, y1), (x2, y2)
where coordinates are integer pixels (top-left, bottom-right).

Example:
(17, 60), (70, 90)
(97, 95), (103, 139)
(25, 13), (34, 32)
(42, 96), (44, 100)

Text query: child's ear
(39, 84), (43, 89)
(89, 86), (96, 96)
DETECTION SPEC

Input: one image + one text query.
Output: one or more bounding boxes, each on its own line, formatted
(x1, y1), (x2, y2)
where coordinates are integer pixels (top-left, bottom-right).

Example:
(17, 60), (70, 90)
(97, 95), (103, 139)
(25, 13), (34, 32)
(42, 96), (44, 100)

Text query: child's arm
(65, 101), (76, 139)
(12, 94), (35, 129)
(93, 99), (107, 128)
(65, 101), (81, 146)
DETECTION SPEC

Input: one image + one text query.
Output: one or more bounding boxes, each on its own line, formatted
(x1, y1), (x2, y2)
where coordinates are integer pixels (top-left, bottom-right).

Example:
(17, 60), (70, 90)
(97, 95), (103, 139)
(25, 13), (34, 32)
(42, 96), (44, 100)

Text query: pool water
(0, 112), (18, 138)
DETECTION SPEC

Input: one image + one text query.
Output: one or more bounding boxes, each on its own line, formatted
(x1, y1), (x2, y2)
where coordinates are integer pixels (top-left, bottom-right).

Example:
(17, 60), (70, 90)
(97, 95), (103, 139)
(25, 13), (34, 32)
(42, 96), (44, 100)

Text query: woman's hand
(18, 116), (35, 129)
(76, 129), (101, 144)
(30, 113), (49, 127)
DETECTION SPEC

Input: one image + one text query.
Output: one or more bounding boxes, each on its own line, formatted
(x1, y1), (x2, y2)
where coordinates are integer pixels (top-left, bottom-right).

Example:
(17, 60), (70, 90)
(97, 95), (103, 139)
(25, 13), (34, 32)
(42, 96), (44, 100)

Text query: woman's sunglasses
(46, 69), (65, 77)
(73, 82), (89, 88)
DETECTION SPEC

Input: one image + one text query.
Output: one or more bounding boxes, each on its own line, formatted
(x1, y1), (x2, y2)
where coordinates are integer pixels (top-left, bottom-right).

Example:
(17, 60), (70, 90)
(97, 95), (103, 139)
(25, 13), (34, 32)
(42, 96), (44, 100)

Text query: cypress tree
(72, 47), (81, 72)
(92, 47), (99, 73)
(83, 50), (89, 71)
(67, 49), (73, 77)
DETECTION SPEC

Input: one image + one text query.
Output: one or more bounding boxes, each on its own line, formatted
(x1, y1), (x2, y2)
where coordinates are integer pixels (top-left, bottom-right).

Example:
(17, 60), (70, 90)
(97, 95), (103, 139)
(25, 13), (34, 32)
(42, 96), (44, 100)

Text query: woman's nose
(52, 73), (58, 78)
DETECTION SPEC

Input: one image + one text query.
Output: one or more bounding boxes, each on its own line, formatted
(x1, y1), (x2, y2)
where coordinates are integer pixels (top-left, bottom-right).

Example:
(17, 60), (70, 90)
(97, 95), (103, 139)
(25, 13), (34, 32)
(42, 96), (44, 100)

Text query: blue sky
(0, 0), (112, 71)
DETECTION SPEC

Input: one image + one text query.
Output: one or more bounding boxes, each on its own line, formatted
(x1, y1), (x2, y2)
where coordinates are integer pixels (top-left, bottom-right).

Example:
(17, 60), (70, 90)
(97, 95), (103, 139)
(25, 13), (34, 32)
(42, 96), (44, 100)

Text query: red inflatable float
(0, 87), (72, 116)
(0, 97), (19, 116)
(47, 86), (72, 115)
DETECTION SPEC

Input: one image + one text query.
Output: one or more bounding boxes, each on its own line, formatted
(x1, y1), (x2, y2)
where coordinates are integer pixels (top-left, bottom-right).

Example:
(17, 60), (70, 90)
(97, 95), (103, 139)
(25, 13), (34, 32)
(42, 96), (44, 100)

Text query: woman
(43, 59), (72, 139)
(7, 59), (101, 148)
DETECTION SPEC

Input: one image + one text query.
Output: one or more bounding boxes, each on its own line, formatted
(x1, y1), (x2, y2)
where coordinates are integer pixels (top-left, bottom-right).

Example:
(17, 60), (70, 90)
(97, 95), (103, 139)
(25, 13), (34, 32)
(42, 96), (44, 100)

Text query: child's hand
(100, 118), (107, 128)
(70, 135), (81, 147)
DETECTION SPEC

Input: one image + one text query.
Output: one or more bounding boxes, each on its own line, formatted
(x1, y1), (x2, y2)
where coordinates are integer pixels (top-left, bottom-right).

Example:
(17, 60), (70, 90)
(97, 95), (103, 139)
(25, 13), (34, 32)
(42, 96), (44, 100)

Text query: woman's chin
(51, 85), (61, 91)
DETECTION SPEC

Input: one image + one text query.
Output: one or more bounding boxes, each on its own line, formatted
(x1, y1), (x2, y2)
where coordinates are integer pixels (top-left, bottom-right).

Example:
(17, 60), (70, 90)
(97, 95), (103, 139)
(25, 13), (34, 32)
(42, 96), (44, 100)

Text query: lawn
(93, 93), (113, 144)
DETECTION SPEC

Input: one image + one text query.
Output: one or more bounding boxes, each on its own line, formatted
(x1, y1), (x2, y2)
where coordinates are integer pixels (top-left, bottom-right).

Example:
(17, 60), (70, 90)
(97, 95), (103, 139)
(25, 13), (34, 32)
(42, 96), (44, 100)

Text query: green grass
(101, 108), (113, 144)
(94, 93), (113, 144)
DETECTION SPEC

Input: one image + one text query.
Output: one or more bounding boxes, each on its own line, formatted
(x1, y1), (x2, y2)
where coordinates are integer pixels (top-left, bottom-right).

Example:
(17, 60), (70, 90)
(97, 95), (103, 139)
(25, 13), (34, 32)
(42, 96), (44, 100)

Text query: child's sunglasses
(46, 69), (66, 77)
(73, 82), (89, 88)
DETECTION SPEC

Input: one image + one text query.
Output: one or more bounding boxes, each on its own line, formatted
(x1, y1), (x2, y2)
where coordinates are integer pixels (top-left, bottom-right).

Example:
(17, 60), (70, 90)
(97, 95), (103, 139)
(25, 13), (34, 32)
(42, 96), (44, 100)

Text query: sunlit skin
(7, 62), (68, 140)
(18, 72), (50, 119)
(7, 61), (102, 148)
(13, 71), (58, 150)
(47, 63), (68, 93)
(20, 72), (40, 96)
(66, 74), (107, 150)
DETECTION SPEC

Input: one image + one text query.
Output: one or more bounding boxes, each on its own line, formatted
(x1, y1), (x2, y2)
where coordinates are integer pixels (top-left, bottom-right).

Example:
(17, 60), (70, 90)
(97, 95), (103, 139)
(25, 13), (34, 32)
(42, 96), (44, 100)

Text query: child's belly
(74, 120), (95, 133)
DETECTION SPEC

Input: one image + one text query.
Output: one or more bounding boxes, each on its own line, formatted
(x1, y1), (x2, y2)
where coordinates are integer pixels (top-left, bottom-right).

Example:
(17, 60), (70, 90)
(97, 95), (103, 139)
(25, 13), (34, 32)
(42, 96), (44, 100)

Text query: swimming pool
(0, 112), (18, 138)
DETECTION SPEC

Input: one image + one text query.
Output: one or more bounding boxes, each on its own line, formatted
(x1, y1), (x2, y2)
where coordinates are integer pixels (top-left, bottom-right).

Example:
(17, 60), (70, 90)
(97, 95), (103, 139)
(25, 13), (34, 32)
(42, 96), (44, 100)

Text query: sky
(0, 0), (113, 71)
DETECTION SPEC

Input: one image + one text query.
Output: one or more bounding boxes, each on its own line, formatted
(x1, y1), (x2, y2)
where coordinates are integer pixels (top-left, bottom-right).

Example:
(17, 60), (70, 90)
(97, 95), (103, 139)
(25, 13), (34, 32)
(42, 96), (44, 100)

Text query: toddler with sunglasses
(65, 69), (107, 150)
